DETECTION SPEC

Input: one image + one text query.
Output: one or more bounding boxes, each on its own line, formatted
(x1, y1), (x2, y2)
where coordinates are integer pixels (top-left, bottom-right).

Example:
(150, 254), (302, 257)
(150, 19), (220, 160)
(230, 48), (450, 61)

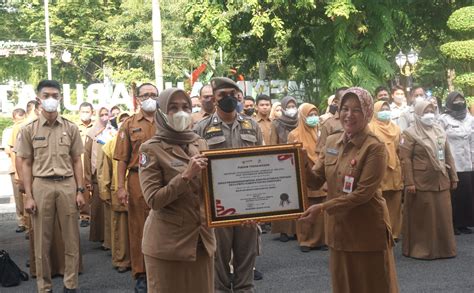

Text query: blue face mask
(305, 116), (319, 127)
(377, 110), (391, 121)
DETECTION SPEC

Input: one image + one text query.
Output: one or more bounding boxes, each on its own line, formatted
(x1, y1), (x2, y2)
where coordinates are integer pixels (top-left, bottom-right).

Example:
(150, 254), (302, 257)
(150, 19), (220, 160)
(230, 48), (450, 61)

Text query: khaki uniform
(191, 110), (211, 124)
(17, 115), (84, 292)
(307, 127), (398, 293)
(113, 110), (156, 278)
(84, 134), (105, 243)
(315, 113), (343, 154)
(8, 120), (27, 228)
(255, 113), (272, 145)
(139, 137), (216, 292)
(194, 112), (263, 293)
(99, 136), (131, 268)
(78, 120), (94, 220)
(400, 132), (458, 259)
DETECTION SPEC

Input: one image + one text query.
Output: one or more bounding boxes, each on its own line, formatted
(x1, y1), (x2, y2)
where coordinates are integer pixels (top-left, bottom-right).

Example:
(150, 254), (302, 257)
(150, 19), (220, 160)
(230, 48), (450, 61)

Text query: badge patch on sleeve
(139, 152), (149, 167)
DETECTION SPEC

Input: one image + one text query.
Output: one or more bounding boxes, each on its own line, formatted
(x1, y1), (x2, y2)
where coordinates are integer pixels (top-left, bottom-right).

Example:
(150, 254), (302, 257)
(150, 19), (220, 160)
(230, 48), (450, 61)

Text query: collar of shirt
(210, 111), (243, 125)
(256, 113), (271, 122)
(80, 120), (94, 128)
(336, 126), (370, 148)
(39, 113), (63, 126)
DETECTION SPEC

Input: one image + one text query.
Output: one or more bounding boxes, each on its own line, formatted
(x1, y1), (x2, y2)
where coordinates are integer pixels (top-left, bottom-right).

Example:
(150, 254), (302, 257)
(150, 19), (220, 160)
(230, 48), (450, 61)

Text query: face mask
(141, 98), (157, 113)
(414, 96), (425, 105)
(377, 110), (392, 121)
(420, 113), (435, 126)
(244, 108), (255, 116)
(305, 116), (319, 127)
(41, 97), (59, 113)
(217, 95), (238, 113)
(285, 108), (298, 118)
(451, 101), (466, 111)
(80, 113), (92, 122)
(192, 106), (201, 113)
(393, 95), (405, 104)
(328, 104), (338, 115)
(378, 97), (390, 102)
(100, 115), (109, 123)
(167, 111), (192, 132)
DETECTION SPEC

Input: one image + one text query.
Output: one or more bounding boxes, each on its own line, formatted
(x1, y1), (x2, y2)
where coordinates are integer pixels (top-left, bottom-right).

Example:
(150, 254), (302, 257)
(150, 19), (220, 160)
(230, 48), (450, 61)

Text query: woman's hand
(298, 204), (323, 224)
(241, 219), (258, 228)
(182, 154), (208, 181)
(406, 185), (416, 194)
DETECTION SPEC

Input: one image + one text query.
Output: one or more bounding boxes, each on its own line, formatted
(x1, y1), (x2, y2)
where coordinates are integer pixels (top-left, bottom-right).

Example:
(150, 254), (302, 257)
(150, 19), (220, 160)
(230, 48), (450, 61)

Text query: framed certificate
(201, 143), (308, 228)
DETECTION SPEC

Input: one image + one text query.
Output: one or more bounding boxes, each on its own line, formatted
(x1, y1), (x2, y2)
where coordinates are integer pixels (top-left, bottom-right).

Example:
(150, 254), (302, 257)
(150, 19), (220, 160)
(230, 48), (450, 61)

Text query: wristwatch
(76, 187), (85, 193)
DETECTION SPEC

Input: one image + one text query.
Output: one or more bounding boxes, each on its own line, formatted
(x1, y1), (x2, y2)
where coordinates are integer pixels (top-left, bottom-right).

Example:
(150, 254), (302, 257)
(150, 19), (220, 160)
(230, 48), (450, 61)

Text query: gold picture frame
(201, 143), (308, 228)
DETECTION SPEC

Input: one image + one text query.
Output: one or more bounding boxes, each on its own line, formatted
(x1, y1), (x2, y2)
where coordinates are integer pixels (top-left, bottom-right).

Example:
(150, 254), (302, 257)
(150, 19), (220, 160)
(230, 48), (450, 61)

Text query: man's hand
(25, 197), (37, 214)
(299, 204), (323, 224)
(117, 187), (129, 205)
(406, 185), (416, 194)
(76, 192), (85, 209)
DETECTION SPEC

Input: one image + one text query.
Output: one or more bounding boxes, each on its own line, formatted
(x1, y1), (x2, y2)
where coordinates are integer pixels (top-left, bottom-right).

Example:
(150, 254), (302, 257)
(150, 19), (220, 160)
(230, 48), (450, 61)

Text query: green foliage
(454, 72), (474, 88)
(440, 40), (474, 61)
(447, 6), (474, 34)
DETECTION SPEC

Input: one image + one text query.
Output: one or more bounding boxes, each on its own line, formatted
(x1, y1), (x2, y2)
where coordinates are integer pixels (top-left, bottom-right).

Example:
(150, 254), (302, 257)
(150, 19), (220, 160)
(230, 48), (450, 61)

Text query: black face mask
(244, 108), (255, 116)
(329, 104), (338, 115)
(451, 101), (466, 111)
(218, 95), (238, 113)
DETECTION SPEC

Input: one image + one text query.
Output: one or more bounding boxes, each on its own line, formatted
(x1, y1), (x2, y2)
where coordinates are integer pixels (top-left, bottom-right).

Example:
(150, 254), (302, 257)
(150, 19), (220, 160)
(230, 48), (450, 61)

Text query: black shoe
(134, 276), (147, 293)
(117, 266), (130, 273)
(26, 259), (30, 268)
(454, 228), (462, 235)
(279, 233), (289, 242)
(300, 246), (311, 253)
(25, 232), (29, 240)
(16, 226), (26, 233)
(315, 245), (329, 251)
(80, 220), (89, 228)
(63, 287), (77, 293)
(254, 269), (263, 280)
(459, 227), (473, 234)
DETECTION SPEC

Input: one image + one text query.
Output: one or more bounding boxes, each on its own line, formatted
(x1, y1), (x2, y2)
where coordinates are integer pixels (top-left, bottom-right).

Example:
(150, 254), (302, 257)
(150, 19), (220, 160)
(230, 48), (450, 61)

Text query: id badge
(437, 148), (445, 161)
(343, 176), (355, 193)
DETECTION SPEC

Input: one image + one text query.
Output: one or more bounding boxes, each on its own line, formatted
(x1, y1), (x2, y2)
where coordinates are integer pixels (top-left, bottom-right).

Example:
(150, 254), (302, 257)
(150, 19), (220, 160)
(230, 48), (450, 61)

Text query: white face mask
(393, 94), (405, 104)
(285, 108), (298, 117)
(141, 98), (157, 113)
(167, 111), (192, 132)
(41, 97), (59, 113)
(80, 113), (92, 122)
(192, 106), (201, 113)
(420, 113), (435, 126)
(414, 96), (425, 105)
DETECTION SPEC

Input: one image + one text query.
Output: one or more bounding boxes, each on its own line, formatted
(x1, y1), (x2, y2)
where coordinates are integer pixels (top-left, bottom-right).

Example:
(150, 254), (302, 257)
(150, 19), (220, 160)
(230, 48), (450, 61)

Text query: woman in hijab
(439, 92), (474, 235)
(269, 96), (298, 145)
(400, 100), (458, 260)
(269, 96), (299, 241)
(301, 87), (399, 292)
(368, 101), (404, 240)
(139, 88), (216, 292)
(288, 103), (327, 252)
(269, 102), (282, 120)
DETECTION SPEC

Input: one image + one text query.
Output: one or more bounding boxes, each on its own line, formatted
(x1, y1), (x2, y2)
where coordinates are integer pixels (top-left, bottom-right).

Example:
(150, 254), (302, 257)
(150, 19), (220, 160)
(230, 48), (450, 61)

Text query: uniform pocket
(240, 133), (257, 144)
(413, 162), (427, 170)
(58, 134), (71, 155)
(33, 140), (48, 158)
(156, 210), (183, 226)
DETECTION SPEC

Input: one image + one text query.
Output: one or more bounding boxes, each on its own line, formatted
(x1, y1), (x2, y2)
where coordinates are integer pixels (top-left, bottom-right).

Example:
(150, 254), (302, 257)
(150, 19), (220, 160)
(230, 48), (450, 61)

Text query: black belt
(36, 175), (73, 181)
(129, 167), (139, 172)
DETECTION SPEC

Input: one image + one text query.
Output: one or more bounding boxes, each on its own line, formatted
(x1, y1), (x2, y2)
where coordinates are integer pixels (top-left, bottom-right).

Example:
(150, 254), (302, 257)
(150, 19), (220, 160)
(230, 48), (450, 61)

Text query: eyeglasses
(137, 94), (158, 100)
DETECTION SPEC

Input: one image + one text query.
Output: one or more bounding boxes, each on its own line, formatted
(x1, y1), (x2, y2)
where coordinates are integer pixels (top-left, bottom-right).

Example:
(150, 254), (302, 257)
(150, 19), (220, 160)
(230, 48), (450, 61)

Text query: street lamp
(395, 49), (418, 76)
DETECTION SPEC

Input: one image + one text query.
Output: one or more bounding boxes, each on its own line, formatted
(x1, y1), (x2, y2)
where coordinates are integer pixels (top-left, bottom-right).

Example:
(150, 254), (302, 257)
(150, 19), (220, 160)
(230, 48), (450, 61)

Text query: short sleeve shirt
(113, 111), (156, 169)
(16, 115), (84, 177)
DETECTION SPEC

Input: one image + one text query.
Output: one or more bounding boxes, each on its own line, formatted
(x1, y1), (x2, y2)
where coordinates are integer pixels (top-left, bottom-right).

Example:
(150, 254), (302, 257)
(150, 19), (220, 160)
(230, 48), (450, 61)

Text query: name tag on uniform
(33, 136), (46, 141)
(170, 160), (186, 168)
(437, 148), (445, 160)
(343, 176), (355, 193)
(326, 148), (338, 156)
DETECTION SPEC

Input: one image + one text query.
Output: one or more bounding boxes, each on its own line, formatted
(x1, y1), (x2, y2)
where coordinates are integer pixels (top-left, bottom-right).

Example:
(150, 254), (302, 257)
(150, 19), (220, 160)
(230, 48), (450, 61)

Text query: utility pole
(44, 0), (52, 79)
(152, 0), (164, 92)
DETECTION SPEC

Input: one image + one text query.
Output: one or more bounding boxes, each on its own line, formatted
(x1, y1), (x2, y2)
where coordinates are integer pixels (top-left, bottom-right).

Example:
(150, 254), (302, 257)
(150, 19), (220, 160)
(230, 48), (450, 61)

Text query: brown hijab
(369, 101), (400, 170)
(404, 100), (447, 176)
(154, 88), (200, 145)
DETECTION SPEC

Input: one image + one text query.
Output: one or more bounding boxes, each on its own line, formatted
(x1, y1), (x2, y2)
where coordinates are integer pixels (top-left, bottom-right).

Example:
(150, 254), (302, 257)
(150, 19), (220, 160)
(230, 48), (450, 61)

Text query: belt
(36, 175), (73, 181)
(129, 167), (139, 172)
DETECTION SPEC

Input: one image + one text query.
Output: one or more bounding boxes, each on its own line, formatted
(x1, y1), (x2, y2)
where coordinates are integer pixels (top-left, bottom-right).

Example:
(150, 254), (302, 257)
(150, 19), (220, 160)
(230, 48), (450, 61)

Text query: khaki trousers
(11, 173), (26, 227)
(127, 171), (150, 278)
(112, 210), (131, 268)
(103, 202), (112, 249)
(89, 181), (104, 242)
(32, 177), (80, 292)
(215, 226), (257, 293)
(145, 245), (213, 293)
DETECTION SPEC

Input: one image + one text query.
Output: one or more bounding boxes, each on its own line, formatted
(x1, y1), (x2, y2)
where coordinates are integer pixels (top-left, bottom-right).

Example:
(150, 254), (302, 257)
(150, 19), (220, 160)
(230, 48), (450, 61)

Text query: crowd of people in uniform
(3, 76), (473, 293)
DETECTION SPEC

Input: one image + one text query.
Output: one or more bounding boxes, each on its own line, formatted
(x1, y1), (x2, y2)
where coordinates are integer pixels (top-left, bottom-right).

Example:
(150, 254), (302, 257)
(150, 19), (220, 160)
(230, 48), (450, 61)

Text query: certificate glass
(201, 144), (308, 227)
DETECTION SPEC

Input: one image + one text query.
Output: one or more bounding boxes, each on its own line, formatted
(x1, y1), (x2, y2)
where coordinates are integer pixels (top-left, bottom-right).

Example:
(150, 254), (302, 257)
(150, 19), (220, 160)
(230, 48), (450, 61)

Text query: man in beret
(194, 77), (263, 293)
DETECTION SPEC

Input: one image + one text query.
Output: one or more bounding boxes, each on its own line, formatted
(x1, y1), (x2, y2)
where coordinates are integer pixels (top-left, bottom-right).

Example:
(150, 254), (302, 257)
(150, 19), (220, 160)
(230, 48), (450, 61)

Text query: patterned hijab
(340, 87), (374, 124)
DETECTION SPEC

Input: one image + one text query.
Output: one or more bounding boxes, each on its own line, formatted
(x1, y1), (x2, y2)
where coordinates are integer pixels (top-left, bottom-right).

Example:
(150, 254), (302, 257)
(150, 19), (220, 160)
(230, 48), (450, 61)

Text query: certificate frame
(201, 143), (308, 228)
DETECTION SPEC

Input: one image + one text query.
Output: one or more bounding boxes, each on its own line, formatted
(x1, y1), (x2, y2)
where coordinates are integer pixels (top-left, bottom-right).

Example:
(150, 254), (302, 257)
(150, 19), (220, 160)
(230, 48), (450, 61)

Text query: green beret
(211, 77), (241, 92)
